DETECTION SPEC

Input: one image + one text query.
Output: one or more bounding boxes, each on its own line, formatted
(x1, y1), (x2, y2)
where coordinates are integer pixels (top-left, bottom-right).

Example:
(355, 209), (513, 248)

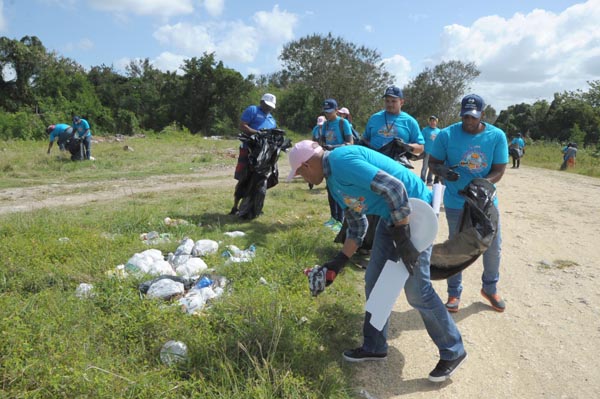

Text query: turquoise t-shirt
(325, 145), (432, 223)
(363, 110), (424, 149)
(321, 116), (352, 146)
(49, 124), (71, 142)
(73, 119), (91, 138)
(511, 137), (525, 148)
(422, 126), (440, 153)
(430, 122), (508, 210)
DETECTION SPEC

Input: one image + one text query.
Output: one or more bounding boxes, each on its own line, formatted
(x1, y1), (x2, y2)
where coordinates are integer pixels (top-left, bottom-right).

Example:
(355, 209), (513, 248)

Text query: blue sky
(2, 0), (600, 111)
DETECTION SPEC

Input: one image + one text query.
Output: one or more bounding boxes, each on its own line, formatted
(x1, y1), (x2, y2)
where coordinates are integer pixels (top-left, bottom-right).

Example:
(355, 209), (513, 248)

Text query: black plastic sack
(237, 129), (291, 220)
(430, 178), (499, 280)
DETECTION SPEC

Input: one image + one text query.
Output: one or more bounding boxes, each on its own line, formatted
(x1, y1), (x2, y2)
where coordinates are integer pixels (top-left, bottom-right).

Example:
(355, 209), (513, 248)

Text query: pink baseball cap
(287, 140), (322, 182)
(338, 107), (350, 115)
(317, 116), (326, 126)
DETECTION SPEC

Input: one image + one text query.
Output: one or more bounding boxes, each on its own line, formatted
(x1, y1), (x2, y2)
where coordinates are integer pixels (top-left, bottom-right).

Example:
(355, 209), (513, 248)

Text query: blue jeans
(83, 136), (92, 159)
(362, 220), (464, 360)
(445, 207), (502, 297)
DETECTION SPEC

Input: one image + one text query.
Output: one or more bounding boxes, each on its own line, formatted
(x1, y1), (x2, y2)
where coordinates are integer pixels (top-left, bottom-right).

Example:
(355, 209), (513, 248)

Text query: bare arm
(486, 163), (507, 184)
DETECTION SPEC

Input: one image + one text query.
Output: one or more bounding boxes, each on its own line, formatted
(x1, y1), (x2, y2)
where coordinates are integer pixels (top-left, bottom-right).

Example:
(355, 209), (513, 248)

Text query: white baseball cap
(261, 93), (276, 109)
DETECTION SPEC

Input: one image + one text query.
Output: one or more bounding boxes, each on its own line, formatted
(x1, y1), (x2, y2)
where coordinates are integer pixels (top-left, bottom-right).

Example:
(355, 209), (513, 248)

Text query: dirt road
(1, 160), (599, 398)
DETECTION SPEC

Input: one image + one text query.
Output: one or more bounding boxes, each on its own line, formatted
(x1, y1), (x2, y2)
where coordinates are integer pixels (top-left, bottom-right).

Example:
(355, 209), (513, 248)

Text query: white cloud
(89, 0), (194, 18)
(203, 0), (224, 17)
(153, 52), (187, 74)
(153, 21), (259, 64)
(253, 5), (297, 43)
(438, 0), (600, 110)
(364, 24), (373, 33)
(382, 54), (412, 87)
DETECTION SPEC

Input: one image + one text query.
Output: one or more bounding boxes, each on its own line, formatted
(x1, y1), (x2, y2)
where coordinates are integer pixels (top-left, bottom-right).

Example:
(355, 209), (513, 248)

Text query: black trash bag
(430, 178), (499, 280)
(509, 145), (523, 160)
(237, 128), (291, 220)
(376, 137), (420, 169)
(68, 135), (86, 161)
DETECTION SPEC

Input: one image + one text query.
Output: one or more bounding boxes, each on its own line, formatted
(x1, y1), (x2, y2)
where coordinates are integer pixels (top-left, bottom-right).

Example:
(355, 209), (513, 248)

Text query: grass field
(1, 131), (598, 397)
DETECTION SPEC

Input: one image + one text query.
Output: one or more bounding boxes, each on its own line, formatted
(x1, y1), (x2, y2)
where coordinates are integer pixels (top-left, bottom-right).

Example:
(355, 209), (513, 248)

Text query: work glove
(390, 224), (420, 275)
(303, 251), (349, 296)
(430, 163), (460, 182)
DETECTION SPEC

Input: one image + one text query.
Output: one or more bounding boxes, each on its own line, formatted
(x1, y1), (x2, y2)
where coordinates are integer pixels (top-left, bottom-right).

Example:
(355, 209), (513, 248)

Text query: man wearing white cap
(287, 140), (467, 383)
(230, 93), (277, 215)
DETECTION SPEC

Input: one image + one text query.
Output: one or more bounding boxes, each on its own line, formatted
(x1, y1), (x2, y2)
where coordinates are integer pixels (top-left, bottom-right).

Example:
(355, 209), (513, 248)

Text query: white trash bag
(192, 239), (219, 256)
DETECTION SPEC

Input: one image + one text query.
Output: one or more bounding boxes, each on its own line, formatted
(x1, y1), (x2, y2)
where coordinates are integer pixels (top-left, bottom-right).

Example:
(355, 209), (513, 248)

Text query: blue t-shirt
(422, 126), (440, 153)
(511, 137), (525, 149)
(325, 145), (432, 223)
(73, 119), (91, 138)
(240, 105), (276, 130)
(364, 110), (424, 149)
(49, 124), (71, 142)
(430, 122), (508, 210)
(321, 116), (352, 146)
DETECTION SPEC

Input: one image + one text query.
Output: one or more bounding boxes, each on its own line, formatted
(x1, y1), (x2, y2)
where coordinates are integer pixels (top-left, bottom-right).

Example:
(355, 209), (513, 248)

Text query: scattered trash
(146, 279), (185, 300)
(174, 238), (195, 256)
(58, 237), (70, 243)
(160, 340), (188, 366)
(175, 257), (208, 277)
(140, 231), (172, 245)
(164, 217), (189, 227)
(125, 249), (175, 276)
(178, 275), (227, 314)
(100, 232), (120, 240)
(222, 244), (256, 264)
(139, 275), (194, 295)
(259, 277), (268, 285)
(224, 231), (245, 238)
(75, 283), (94, 298)
(192, 239), (219, 256)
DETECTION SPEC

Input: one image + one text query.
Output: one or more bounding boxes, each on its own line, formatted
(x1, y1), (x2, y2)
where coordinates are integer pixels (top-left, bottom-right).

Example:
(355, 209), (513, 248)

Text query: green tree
(279, 33), (391, 130)
(401, 60), (480, 127)
(0, 36), (48, 111)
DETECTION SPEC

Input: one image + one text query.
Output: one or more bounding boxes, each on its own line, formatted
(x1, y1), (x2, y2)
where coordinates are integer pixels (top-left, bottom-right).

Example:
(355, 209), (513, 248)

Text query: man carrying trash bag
(287, 140), (467, 383)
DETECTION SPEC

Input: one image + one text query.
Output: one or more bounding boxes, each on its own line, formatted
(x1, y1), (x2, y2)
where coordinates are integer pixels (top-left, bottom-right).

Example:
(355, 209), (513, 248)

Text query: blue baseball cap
(383, 85), (403, 98)
(460, 94), (485, 118)
(323, 98), (338, 113)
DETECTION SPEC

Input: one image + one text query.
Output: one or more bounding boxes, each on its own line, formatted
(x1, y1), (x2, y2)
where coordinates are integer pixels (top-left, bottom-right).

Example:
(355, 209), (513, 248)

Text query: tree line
(0, 34), (598, 147)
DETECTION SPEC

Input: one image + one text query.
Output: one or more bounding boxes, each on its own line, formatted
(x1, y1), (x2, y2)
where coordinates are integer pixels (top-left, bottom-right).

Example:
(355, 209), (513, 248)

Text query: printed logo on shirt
(343, 195), (367, 214)
(459, 146), (488, 172)
(377, 125), (396, 138)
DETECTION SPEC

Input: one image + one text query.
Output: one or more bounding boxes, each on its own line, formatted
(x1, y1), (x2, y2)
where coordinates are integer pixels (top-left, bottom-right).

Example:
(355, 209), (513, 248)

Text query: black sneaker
(342, 347), (387, 362)
(428, 352), (467, 382)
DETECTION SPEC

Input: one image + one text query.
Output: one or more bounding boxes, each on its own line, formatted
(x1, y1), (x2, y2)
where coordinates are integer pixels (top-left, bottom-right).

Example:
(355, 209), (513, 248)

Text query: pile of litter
(78, 230), (257, 316)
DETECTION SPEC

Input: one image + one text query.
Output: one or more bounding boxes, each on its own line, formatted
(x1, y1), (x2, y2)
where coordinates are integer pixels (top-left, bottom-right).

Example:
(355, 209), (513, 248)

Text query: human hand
(304, 252), (348, 296)
(431, 164), (460, 182)
(390, 224), (420, 274)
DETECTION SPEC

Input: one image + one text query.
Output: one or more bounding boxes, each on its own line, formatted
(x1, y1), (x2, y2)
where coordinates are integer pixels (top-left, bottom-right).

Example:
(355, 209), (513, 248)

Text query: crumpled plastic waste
(164, 217), (189, 227)
(125, 249), (175, 276)
(224, 231), (245, 238)
(174, 238), (195, 256)
(160, 340), (188, 366)
(140, 231), (172, 245)
(139, 274), (194, 295)
(192, 239), (219, 256)
(178, 275), (227, 315)
(146, 278), (185, 299)
(221, 244), (256, 264)
(75, 283), (94, 298)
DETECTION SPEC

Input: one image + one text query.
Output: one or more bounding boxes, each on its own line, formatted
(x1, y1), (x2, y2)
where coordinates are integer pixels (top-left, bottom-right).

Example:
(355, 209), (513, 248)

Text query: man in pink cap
(286, 140), (467, 383)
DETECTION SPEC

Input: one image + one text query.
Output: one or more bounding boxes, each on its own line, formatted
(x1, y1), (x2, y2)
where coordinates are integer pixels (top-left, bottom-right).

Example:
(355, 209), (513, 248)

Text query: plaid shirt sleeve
(344, 208), (368, 247)
(370, 170), (411, 225)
